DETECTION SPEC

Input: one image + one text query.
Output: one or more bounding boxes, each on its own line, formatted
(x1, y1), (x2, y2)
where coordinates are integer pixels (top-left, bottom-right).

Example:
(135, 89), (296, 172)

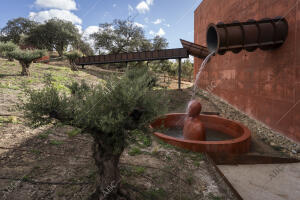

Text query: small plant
(8, 49), (46, 76)
(67, 128), (81, 137)
(64, 51), (82, 71)
(38, 129), (51, 139)
(30, 149), (41, 155)
(208, 193), (223, 200)
(49, 140), (63, 145)
(38, 133), (49, 139)
(0, 116), (18, 124)
(133, 166), (145, 175)
(22, 175), (30, 182)
(143, 188), (167, 199)
(186, 175), (194, 185)
(128, 147), (142, 156)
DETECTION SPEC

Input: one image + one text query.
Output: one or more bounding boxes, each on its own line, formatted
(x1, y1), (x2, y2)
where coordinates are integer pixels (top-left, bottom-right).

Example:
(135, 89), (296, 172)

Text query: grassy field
(0, 58), (231, 200)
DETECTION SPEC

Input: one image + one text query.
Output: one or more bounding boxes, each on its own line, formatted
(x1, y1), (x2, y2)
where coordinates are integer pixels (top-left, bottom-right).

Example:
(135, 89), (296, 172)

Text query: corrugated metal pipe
(206, 17), (288, 55)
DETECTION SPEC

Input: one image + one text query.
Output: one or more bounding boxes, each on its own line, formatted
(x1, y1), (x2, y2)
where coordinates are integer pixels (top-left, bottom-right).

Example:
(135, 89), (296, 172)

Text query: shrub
(0, 41), (18, 61)
(8, 49), (46, 75)
(23, 67), (167, 199)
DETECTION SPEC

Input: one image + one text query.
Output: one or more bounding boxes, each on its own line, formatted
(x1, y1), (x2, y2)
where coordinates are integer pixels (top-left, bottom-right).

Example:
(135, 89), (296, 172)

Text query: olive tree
(0, 41), (18, 61)
(22, 67), (166, 199)
(91, 19), (151, 54)
(182, 59), (194, 81)
(8, 49), (46, 76)
(25, 18), (80, 57)
(0, 17), (38, 44)
(151, 36), (168, 50)
(64, 51), (82, 71)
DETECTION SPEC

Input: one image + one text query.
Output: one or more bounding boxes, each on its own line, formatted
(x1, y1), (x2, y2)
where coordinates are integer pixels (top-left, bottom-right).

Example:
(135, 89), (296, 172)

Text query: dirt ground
(0, 59), (235, 200)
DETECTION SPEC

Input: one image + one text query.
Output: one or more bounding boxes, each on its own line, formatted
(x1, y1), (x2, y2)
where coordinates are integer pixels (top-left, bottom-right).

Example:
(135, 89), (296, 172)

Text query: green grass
(49, 140), (64, 145)
(0, 82), (20, 90)
(67, 128), (81, 137)
(0, 116), (18, 124)
(128, 147), (142, 156)
(143, 188), (167, 200)
(208, 193), (223, 200)
(186, 175), (194, 185)
(38, 130), (52, 139)
(30, 149), (41, 155)
(133, 166), (145, 175)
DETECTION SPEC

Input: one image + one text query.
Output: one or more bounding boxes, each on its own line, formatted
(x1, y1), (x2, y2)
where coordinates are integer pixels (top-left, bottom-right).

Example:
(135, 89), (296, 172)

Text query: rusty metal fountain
(151, 17), (289, 154)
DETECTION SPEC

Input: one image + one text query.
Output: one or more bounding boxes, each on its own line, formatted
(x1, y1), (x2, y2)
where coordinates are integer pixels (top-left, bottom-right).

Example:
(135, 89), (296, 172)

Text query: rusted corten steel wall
(194, 0), (300, 142)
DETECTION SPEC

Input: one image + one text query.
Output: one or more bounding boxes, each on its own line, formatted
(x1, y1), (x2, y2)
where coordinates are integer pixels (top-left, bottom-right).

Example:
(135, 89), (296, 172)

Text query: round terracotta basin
(150, 113), (251, 154)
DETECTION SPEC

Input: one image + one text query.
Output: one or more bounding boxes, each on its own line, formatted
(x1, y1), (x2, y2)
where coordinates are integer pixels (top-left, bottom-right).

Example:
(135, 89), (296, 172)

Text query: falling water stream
(175, 51), (216, 126)
(191, 51), (215, 100)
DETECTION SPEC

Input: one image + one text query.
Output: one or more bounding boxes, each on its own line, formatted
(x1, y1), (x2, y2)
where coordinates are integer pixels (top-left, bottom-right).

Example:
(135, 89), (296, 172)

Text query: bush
(8, 49), (46, 75)
(0, 41), (18, 61)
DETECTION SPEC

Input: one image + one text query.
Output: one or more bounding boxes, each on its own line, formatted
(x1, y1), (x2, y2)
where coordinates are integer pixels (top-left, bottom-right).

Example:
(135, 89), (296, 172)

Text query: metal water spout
(206, 17), (288, 54)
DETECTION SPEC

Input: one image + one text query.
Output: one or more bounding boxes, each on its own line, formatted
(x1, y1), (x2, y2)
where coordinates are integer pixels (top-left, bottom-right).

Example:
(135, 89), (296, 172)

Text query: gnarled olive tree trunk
(69, 60), (78, 71)
(89, 135), (128, 200)
(20, 61), (30, 76)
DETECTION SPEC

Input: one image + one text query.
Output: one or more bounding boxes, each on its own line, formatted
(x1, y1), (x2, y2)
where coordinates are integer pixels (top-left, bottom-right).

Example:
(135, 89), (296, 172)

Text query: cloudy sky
(0, 0), (202, 48)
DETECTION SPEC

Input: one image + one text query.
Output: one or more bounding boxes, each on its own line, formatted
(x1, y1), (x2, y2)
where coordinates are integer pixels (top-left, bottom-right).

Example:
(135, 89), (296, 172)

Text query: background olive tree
(91, 19), (152, 54)
(25, 18), (81, 57)
(0, 41), (18, 61)
(8, 49), (46, 75)
(0, 17), (38, 44)
(181, 59), (194, 81)
(22, 67), (167, 199)
(64, 51), (83, 71)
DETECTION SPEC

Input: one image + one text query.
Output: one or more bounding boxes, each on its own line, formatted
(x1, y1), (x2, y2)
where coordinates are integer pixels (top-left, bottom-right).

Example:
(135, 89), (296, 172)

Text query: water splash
(192, 51), (215, 99)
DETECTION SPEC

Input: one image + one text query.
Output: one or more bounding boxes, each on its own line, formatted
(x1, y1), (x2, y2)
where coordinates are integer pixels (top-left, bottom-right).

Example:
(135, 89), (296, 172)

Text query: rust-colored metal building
(194, 0), (300, 142)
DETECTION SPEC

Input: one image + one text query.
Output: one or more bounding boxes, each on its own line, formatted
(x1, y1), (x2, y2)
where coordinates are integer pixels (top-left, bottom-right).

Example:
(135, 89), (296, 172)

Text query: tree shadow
(0, 125), (95, 200)
(0, 74), (22, 78)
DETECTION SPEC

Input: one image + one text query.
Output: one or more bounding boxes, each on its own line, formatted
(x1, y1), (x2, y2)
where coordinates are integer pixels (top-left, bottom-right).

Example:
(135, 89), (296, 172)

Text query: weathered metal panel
(75, 48), (189, 65)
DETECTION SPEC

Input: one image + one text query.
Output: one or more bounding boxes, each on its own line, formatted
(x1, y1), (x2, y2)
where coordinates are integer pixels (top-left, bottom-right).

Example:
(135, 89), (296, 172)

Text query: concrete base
(218, 163), (300, 200)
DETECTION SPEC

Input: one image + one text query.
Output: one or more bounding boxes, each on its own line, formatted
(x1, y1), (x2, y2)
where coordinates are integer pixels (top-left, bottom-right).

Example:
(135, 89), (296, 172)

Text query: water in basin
(164, 128), (234, 141)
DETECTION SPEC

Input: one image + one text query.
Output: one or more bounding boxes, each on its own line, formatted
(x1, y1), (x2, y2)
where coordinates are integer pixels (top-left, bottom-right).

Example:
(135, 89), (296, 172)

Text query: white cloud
(136, 0), (154, 14)
(75, 25), (82, 34)
(136, 1), (149, 13)
(149, 28), (165, 37)
(153, 18), (163, 25)
(164, 23), (171, 27)
(157, 28), (165, 36)
(149, 30), (155, 36)
(113, 4), (117, 8)
(134, 22), (145, 28)
(34, 0), (77, 10)
(146, 0), (154, 5)
(29, 9), (82, 24)
(82, 26), (101, 49)
(83, 26), (100, 37)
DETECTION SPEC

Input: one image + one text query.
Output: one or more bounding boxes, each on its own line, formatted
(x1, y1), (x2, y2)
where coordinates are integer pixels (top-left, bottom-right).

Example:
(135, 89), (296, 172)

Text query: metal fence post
(178, 58), (182, 90)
